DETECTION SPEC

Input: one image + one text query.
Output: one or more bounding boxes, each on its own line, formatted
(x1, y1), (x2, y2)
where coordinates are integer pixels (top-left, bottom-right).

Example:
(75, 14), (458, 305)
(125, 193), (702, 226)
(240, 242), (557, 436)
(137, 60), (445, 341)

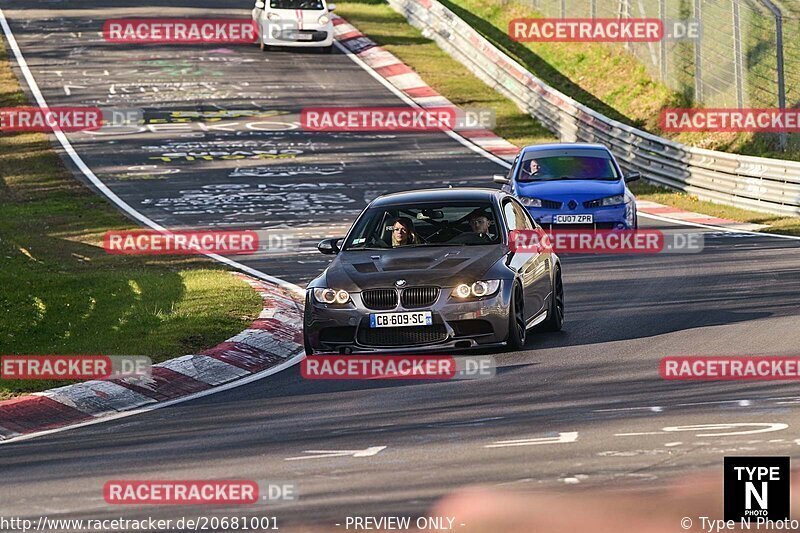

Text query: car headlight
(452, 280), (501, 299)
(518, 197), (542, 208)
(313, 288), (350, 305)
(318, 14), (330, 24)
(266, 12), (281, 20)
(600, 194), (625, 206)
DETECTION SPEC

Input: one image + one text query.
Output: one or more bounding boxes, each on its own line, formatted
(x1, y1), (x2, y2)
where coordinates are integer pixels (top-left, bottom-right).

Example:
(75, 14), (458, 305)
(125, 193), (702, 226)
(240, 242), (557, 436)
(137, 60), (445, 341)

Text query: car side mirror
(492, 174), (510, 185)
(624, 171), (641, 183)
(255, 1), (266, 8)
(318, 237), (341, 254)
(328, 3), (336, 11)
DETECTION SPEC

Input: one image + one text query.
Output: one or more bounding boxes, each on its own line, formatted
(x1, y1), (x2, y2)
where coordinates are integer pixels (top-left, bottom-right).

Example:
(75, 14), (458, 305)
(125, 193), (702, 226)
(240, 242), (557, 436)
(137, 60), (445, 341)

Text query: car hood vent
(353, 262), (379, 273)
(433, 258), (466, 270)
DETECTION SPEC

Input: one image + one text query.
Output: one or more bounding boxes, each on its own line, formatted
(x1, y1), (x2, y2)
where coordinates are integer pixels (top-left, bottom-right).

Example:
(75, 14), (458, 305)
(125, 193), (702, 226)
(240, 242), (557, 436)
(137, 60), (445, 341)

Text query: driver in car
(450, 211), (495, 244)
(520, 158), (540, 180)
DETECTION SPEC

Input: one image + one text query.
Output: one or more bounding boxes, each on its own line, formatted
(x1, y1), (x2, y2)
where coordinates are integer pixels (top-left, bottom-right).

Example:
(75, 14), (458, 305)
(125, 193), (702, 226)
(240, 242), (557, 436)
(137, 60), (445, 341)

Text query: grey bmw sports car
(303, 188), (564, 354)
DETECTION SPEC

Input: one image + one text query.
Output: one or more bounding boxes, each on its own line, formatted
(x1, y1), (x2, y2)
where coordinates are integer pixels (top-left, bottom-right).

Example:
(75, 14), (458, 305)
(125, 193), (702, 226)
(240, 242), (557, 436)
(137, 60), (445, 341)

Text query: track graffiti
(229, 165), (345, 177)
(140, 183), (359, 221)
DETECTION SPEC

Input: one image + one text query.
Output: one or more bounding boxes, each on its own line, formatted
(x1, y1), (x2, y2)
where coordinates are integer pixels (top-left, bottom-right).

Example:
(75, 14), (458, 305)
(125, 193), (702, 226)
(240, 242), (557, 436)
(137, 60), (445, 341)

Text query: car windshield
(270, 0), (324, 9)
(343, 202), (502, 250)
(516, 154), (619, 182)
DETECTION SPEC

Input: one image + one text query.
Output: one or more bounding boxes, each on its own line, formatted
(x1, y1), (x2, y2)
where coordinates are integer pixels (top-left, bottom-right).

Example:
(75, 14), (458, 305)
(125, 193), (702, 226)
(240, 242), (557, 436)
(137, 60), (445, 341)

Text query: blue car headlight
(625, 197), (635, 227)
(600, 194), (625, 207)
(518, 197), (542, 208)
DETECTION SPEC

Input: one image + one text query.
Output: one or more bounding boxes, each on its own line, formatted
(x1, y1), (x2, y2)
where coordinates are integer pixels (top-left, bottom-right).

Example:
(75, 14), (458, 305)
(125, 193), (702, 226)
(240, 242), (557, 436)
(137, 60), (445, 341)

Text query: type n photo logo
(724, 457), (790, 521)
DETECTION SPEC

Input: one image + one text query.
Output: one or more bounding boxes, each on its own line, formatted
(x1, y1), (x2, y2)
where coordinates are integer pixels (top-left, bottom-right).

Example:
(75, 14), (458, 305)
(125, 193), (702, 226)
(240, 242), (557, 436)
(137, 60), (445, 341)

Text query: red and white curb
(0, 274), (304, 442)
(333, 16), (520, 160)
(636, 200), (769, 232)
(333, 16), (783, 235)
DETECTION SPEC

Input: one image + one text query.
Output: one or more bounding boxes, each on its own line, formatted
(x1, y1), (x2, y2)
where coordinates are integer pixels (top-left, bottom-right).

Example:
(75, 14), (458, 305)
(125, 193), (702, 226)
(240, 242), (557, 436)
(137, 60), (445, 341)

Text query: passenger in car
(390, 217), (419, 247)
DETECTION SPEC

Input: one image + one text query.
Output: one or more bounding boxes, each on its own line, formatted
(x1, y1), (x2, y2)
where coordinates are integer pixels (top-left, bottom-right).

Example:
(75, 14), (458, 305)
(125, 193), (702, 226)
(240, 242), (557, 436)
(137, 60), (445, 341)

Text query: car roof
(519, 143), (611, 157)
(370, 187), (505, 207)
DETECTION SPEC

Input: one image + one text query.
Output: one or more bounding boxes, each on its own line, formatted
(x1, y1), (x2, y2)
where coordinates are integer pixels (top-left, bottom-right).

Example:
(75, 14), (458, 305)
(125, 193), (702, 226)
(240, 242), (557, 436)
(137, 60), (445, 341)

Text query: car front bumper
(261, 24), (334, 47)
(526, 203), (635, 230)
(304, 283), (514, 354)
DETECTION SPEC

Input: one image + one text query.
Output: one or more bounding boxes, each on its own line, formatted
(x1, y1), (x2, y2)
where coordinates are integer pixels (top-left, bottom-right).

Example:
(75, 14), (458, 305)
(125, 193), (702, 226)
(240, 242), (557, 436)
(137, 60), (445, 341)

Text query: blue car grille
(583, 199), (604, 208)
(541, 199), (562, 209)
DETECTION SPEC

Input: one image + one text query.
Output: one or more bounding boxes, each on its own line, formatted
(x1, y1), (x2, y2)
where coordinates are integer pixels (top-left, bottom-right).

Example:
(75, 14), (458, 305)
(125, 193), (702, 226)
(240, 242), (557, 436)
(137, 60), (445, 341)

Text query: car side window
(510, 199), (535, 230)
(505, 199), (533, 231)
(503, 200), (519, 231)
(507, 156), (519, 181)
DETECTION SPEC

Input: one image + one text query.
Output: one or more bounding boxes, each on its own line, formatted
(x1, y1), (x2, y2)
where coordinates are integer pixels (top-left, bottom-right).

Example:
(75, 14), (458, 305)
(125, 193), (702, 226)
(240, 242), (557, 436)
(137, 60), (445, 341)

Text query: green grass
(336, 0), (556, 147)
(0, 40), (263, 399)
(439, 0), (800, 159)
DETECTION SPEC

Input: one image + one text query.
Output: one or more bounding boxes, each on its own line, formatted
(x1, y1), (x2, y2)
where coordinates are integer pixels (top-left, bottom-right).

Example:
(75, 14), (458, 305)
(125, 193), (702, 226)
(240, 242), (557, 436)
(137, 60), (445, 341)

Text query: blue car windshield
(516, 155), (619, 182)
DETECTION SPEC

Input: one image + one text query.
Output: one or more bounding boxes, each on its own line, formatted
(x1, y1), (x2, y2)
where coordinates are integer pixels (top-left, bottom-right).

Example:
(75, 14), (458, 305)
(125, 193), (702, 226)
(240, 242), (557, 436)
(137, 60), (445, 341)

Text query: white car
(253, 0), (336, 53)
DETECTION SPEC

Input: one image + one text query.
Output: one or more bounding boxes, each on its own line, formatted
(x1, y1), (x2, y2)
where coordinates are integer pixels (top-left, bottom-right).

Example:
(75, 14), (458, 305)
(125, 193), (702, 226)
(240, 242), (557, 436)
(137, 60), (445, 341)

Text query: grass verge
(0, 39), (263, 399)
(337, 0), (800, 236)
(440, 0), (799, 159)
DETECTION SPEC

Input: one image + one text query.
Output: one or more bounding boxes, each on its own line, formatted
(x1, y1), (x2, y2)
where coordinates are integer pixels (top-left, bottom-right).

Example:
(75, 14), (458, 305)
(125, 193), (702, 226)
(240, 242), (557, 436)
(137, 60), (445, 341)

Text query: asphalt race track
(2, 0), (800, 529)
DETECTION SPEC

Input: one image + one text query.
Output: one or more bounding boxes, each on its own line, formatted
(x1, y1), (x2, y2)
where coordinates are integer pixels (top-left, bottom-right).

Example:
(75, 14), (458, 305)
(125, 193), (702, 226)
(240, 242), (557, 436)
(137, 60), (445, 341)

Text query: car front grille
(357, 325), (448, 347)
(450, 319), (494, 337)
(319, 326), (357, 344)
(401, 287), (439, 308)
(277, 29), (329, 42)
(541, 199), (563, 209)
(361, 289), (398, 310)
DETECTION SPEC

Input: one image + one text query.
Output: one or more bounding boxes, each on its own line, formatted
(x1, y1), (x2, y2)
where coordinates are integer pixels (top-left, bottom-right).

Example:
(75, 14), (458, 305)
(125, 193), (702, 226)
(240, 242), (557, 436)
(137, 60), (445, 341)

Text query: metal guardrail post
(659, 0), (667, 82)
(758, 0), (787, 151)
(732, 0), (744, 108)
(693, 0), (703, 103)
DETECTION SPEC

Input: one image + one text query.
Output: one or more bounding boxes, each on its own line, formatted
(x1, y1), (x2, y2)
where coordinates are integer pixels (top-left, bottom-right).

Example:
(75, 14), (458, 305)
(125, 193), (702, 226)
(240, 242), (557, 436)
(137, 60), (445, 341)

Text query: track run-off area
(1, 0), (800, 528)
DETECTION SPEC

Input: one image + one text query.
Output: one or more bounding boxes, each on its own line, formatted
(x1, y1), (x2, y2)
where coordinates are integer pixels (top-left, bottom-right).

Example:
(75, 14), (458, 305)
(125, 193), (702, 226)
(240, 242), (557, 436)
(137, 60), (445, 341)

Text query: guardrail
(387, 0), (800, 217)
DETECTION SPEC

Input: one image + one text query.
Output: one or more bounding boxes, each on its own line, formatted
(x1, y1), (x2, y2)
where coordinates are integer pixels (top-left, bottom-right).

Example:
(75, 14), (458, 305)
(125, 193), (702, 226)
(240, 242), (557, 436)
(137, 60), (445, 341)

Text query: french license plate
(370, 311), (432, 328)
(295, 33), (313, 40)
(555, 214), (593, 224)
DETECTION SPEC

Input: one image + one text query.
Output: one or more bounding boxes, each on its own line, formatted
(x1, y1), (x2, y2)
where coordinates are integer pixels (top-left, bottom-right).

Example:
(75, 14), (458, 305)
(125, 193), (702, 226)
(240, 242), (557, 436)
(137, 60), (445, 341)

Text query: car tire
(506, 283), (526, 350)
(320, 45), (333, 54)
(541, 267), (564, 332)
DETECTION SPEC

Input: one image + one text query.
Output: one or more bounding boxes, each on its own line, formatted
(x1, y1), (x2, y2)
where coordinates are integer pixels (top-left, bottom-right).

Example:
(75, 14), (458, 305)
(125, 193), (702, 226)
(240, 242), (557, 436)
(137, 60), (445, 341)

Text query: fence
(387, 0), (800, 216)
(519, 0), (800, 151)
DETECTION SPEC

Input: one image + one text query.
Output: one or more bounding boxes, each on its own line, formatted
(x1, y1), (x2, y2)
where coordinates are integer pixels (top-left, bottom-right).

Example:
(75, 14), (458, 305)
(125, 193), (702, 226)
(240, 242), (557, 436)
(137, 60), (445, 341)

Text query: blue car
(493, 143), (640, 230)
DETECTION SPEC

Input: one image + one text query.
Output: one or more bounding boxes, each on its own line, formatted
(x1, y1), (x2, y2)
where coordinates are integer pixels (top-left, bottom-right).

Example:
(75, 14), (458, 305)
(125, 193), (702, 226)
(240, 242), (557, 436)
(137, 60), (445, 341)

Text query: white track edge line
(0, 8), (305, 296)
(334, 39), (513, 169)
(0, 8), (306, 443)
(0, 11), (796, 443)
(0, 353), (305, 445)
